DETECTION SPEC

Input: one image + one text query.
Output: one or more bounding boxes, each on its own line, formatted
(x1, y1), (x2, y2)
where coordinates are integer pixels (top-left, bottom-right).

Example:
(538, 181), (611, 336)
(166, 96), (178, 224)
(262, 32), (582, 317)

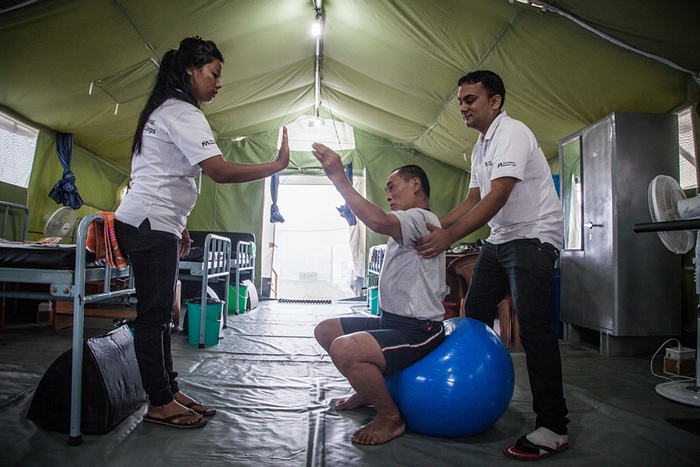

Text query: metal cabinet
(559, 112), (681, 355)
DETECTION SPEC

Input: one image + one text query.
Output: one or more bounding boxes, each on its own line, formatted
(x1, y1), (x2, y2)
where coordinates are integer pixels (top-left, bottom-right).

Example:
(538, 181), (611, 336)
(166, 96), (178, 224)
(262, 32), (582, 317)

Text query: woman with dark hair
(115, 36), (289, 429)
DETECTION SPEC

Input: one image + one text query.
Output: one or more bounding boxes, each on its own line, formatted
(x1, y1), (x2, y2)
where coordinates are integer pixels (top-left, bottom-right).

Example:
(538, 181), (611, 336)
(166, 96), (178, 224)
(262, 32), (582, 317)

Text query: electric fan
(43, 206), (77, 240)
(637, 174), (700, 406)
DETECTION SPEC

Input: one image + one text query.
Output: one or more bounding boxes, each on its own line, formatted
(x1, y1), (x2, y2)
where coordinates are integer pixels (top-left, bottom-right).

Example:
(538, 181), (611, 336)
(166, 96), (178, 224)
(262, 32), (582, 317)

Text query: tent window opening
(0, 111), (39, 189)
(678, 106), (697, 190)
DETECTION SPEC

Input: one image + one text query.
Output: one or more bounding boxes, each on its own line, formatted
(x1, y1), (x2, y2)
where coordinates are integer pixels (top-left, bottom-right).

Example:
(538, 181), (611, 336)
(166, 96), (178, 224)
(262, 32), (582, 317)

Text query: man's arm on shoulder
(449, 176), (516, 238)
(440, 187), (481, 229)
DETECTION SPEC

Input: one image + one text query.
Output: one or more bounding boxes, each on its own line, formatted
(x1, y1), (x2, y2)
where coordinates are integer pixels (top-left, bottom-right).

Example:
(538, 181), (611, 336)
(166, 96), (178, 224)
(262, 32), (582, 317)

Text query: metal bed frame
(0, 207), (134, 445)
(178, 236), (255, 329)
(232, 240), (255, 315)
(1, 203), (255, 442)
(0, 200), (29, 240)
(179, 231), (256, 321)
(178, 234), (232, 345)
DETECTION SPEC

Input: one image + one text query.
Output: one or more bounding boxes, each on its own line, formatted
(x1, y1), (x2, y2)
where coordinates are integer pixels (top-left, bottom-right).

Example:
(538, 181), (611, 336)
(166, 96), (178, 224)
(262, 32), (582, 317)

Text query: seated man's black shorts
(340, 311), (445, 375)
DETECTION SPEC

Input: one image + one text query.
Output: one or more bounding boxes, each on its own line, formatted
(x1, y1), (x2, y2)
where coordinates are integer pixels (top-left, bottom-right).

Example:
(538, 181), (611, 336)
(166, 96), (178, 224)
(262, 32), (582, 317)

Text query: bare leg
(314, 317), (344, 351)
(317, 319), (371, 411)
(329, 332), (405, 445)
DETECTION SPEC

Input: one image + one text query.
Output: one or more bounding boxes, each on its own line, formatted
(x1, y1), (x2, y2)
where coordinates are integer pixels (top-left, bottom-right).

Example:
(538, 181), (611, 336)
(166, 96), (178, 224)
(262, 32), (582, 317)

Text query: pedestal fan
(43, 206), (77, 240)
(634, 174), (700, 406)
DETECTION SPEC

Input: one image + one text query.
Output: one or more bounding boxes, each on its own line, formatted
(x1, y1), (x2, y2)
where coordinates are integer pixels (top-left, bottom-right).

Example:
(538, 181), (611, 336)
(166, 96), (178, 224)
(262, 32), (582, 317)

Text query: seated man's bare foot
(351, 415), (405, 445)
(335, 393), (370, 411)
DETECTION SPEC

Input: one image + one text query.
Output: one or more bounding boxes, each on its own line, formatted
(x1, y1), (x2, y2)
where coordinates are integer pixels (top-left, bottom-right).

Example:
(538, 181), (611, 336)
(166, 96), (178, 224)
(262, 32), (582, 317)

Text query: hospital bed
(0, 202), (255, 443)
(0, 201), (134, 445)
(179, 231), (256, 328)
(178, 232), (232, 345)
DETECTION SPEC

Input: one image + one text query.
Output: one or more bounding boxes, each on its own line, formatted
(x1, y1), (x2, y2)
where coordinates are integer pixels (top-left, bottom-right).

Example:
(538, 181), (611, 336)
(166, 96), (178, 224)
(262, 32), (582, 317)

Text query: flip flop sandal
(503, 435), (569, 461)
(143, 412), (207, 429)
(185, 401), (217, 417)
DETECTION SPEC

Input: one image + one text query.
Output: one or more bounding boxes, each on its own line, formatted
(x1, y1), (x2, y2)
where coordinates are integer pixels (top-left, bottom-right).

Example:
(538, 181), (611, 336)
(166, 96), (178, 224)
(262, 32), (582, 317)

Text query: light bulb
(312, 15), (322, 37)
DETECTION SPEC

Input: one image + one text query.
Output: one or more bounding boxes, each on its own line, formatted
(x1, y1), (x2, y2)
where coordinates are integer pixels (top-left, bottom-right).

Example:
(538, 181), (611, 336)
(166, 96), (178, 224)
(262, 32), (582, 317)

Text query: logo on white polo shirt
(497, 161), (516, 168)
(201, 139), (216, 147)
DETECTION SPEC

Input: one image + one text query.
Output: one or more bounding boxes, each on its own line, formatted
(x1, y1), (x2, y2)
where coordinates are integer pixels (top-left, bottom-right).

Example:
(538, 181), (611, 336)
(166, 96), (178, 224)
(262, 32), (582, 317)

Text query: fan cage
(648, 175), (694, 254)
(43, 206), (77, 239)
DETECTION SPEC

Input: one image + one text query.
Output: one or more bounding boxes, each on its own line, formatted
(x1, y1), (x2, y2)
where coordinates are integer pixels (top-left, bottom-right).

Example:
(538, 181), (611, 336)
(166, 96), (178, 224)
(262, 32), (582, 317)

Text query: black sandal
(503, 435), (569, 460)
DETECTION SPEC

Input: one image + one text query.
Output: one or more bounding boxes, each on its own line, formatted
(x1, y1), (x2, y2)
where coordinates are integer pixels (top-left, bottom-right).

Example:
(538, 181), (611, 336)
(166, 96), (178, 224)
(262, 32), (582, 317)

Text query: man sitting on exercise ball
(312, 144), (447, 445)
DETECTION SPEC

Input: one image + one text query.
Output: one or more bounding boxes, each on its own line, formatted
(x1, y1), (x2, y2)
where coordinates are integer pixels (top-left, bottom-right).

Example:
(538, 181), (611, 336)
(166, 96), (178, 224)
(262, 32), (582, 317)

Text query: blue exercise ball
(386, 317), (514, 437)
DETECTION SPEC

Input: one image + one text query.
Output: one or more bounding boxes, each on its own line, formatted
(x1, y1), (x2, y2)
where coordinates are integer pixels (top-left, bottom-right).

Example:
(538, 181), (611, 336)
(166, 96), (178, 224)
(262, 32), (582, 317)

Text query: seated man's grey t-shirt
(378, 208), (447, 321)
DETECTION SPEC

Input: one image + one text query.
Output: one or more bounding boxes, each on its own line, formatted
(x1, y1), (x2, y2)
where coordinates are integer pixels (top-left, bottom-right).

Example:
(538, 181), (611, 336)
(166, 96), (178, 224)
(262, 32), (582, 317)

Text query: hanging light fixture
(311, 12), (323, 37)
(310, 0), (324, 127)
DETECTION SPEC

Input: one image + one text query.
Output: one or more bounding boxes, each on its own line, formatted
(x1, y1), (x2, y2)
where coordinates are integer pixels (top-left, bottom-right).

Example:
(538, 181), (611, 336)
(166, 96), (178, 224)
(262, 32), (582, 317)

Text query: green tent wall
(1, 0), (699, 307)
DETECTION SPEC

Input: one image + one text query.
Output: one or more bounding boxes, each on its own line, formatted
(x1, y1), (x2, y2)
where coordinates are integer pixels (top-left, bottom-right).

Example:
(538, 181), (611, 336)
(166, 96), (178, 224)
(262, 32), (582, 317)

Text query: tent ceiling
(0, 0), (698, 173)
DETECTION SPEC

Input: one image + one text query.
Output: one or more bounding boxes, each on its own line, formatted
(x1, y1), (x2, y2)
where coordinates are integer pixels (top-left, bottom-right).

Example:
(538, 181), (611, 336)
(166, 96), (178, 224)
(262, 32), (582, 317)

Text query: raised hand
(311, 143), (346, 183)
(277, 127), (290, 170)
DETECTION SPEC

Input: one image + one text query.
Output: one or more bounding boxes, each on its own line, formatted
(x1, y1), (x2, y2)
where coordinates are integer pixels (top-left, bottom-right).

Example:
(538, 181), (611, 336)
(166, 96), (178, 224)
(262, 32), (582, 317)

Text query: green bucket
(227, 285), (248, 314)
(186, 299), (223, 346)
(369, 286), (379, 315)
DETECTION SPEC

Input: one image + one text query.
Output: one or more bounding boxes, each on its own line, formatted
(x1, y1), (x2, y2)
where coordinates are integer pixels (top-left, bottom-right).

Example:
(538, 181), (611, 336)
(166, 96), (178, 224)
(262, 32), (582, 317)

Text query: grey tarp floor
(1, 299), (699, 466)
